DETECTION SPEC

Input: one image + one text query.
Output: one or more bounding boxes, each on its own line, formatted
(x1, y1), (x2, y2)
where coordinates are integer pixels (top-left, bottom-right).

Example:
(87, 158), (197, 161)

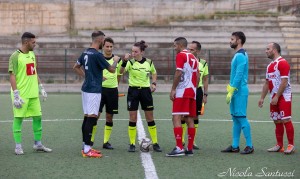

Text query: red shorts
(172, 98), (196, 117)
(270, 94), (292, 120)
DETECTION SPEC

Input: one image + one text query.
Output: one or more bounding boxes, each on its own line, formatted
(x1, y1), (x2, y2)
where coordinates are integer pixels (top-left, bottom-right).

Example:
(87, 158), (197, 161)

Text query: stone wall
(0, 0), (236, 35)
(0, 1), (70, 35)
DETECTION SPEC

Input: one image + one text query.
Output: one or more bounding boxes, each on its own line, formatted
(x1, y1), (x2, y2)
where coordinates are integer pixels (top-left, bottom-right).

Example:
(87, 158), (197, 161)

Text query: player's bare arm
(151, 73), (157, 92)
(73, 63), (85, 77)
(271, 78), (288, 105)
(196, 70), (200, 90)
(9, 72), (17, 91)
(120, 53), (130, 74)
(203, 75), (208, 104)
(258, 80), (269, 108)
(170, 70), (182, 101)
(106, 56), (119, 73)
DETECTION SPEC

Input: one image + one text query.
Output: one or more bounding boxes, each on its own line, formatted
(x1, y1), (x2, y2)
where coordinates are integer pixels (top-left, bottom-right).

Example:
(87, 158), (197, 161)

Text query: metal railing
(0, 48), (299, 84)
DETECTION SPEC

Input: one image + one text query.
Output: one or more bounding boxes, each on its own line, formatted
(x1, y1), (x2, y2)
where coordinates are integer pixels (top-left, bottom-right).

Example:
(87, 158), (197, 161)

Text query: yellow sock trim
(91, 125), (97, 142)
(182, 123), (187, 144)
(104, 125), (113, 143)
(148, 125), (158, 144)
(128, 126), (136, 145)
(194, 123), (198, 144)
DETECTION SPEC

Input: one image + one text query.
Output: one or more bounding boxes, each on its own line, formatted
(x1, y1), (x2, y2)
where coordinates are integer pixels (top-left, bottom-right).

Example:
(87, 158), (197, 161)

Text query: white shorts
(81, 91), (101, 116)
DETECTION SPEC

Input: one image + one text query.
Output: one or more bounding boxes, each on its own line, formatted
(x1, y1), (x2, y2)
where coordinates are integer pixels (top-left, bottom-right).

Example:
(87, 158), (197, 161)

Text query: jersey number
(190, 58), (197, 69)
(84, 55), (88, 70)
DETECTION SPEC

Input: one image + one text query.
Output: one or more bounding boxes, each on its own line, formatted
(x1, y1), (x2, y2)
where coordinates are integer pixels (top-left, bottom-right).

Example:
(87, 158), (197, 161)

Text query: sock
(82, 116), (87, 142)
(194, 119), (199, 145)
(13, 117), (23, 144)
(84, 144), (91, 153)
(128, 122), (136, 145)
(187, 128), (195, 151)
(147, 121), (158, 144)
(181, 120), (186, 144)
(284, 121), (294, 145)
(91, 124), (98, 146)
(16, 143), (22, 149)
(173, 127), (183, 150)
(34, 141), (42, 146)
(275, 123), (284, 147)
(104, 122), (113, 143)
(232, 117), (241, 148)
(32, 116), (42, 141)
(83, 117), (98, 146)
(239, 118), (253, 148)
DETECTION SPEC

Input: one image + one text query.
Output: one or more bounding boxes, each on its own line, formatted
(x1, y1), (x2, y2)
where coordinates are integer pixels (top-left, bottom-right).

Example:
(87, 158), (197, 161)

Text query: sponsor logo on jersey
(26, 63), (36, 76)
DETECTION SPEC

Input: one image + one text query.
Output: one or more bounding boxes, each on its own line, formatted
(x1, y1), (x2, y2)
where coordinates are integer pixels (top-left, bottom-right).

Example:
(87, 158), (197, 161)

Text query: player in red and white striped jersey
(166, 37), (199, 157)
(258, 42), (295, 154)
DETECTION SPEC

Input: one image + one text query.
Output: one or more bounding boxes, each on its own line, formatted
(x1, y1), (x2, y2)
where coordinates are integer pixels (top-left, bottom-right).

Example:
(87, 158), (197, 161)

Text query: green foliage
(132, 20), (153, 26)
(214, 11), (279, 18)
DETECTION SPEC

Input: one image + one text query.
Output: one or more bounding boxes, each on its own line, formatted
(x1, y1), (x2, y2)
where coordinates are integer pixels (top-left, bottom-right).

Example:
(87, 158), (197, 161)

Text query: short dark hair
(232, 31), (246, 45)
(21, 32), (35, 43)
(91, 31), (105, 39)
(104, 37), (114, 45)
(272, 42), (281, 54)
(174, 37), (187, 48)
(191, 41), (201, 50)
(134, 40), (148, 51)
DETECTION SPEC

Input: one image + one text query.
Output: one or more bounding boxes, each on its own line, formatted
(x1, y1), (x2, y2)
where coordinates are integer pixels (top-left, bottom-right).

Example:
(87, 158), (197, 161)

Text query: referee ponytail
(134, 40), (148, 52)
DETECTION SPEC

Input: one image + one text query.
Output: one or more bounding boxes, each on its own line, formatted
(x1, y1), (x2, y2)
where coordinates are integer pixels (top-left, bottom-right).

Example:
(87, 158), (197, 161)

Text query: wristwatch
(204, 93), (208, 97)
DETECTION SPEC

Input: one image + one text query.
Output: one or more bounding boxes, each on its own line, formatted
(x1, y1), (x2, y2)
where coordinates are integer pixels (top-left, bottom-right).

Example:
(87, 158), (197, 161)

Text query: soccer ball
(140, 138), (152, 152)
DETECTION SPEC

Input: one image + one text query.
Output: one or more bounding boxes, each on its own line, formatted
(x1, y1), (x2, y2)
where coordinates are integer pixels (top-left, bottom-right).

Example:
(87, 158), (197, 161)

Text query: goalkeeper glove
(226, 84), (237, 104)
(39, 84), (47, 101)
(13, 90), (24, 109)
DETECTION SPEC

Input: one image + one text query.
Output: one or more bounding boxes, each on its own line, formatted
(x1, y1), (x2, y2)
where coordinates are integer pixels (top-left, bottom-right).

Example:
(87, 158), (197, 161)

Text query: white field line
(136, 110), (159, 179)
(0, 118), (299, 123)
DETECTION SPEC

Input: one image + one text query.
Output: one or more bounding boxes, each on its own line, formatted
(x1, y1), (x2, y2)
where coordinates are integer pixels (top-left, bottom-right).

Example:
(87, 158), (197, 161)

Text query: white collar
(274, 56), (282, 62)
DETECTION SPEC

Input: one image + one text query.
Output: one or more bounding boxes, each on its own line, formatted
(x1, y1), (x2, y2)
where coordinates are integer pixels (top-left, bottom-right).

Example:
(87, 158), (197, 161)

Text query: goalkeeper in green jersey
(98, 37), (122, 150)
(8, 32), (52, 155)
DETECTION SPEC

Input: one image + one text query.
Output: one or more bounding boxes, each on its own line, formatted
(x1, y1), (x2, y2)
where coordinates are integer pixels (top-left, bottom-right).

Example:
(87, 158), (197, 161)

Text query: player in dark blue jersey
(73, 31), (118, 158)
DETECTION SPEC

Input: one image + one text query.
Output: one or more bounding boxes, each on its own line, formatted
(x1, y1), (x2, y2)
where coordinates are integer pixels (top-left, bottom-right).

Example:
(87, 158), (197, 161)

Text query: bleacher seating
(0, 14), (299, 84)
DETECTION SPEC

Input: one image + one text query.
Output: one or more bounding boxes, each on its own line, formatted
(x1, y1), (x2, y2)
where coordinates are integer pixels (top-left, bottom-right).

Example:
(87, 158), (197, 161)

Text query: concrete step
(201, 15), (279, 22)
(278, 16), (299, 21)
(125, 25), (282, 32)
(283, 33), (300, 38)
(287, 45), (300, 49)
(169, 20), (279, 27)
(285, 39), (300, 43)
(102, 31), (283, 38)
(280, 27), (300, 32)
(289, 51), (300, 55)
(278, 22), (300, 27)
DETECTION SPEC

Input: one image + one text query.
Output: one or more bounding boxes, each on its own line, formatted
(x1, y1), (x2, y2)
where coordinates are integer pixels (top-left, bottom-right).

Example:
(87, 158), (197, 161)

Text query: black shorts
(99, 87), (118, 114)
(127, 86), (154, 111)
(196, 87), (203, 115)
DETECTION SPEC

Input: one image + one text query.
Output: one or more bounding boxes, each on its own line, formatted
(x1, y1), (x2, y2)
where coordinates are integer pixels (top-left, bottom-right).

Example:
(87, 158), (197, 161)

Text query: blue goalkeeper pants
(230, 94), (253, 148)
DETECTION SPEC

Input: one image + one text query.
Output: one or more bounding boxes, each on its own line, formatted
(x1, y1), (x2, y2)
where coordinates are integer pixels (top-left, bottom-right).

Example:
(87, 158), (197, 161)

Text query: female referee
(120, 40), (162, 152)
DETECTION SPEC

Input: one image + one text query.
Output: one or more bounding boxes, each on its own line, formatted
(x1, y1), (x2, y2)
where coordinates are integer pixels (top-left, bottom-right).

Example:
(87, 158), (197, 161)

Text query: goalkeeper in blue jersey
(221, 31), (254, 154)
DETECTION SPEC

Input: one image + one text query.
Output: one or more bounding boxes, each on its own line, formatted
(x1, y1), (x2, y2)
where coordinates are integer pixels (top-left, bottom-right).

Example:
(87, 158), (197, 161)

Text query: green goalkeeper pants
(13, 116), (42, 143)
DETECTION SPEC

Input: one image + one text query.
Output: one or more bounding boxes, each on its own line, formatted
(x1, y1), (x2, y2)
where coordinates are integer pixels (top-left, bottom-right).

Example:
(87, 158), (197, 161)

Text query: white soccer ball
(140, 138), (152, 152)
